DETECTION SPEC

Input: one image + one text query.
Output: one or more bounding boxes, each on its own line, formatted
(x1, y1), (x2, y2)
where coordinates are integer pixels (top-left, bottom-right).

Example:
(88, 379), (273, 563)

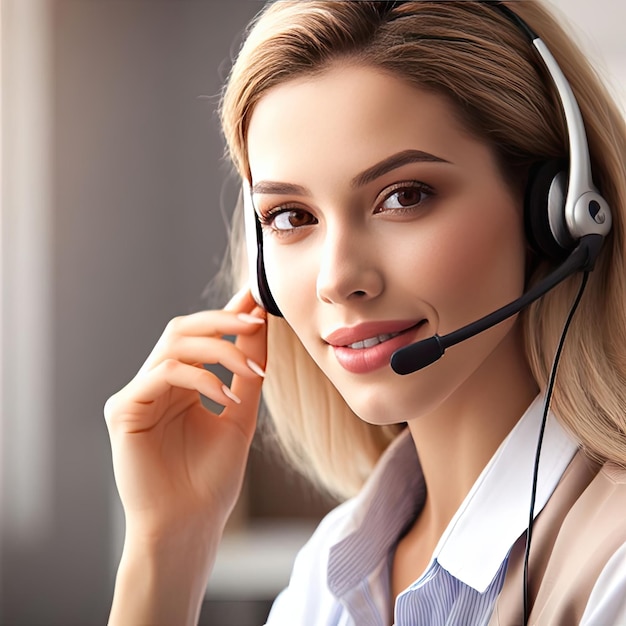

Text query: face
(247, 64), (530, 425)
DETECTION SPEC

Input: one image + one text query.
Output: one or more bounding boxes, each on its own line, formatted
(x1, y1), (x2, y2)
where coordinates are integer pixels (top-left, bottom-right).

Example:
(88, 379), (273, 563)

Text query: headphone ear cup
(256, 235), (283, 317)
(524, 159), (570, 261)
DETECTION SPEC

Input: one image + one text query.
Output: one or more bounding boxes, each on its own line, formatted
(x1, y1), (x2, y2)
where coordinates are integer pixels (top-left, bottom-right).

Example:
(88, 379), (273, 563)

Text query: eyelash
(257, 180), (434, 235)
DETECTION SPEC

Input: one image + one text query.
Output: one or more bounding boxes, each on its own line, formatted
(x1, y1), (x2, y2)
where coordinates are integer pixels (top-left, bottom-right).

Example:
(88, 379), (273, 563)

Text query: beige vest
(488, 451), (626, 625)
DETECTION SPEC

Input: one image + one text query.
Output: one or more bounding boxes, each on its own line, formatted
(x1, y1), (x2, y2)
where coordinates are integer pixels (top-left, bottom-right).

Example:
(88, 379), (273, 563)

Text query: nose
(316, 224), (384, 306)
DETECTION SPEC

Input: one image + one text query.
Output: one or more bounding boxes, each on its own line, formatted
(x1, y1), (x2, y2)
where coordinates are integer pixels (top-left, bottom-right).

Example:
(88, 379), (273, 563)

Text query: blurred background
(1, 1), (624, 624)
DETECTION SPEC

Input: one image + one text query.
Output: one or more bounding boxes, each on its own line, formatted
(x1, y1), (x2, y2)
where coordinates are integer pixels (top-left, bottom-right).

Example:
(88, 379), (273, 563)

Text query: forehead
(246, 64), (488, 185)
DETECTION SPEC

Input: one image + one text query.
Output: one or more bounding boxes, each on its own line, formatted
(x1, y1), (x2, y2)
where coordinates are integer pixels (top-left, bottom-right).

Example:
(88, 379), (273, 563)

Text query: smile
(346, 332), (402, 350)
(326, 320), (429, 374)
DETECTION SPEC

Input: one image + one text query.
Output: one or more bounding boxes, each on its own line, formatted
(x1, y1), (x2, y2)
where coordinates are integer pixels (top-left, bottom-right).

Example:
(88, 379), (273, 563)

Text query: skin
(247, 64), (538, 599)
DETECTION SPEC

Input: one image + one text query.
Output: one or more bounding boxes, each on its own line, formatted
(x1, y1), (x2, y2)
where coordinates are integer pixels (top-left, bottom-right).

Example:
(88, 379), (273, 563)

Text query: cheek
(463, 224), (525, 309)
(400, 202), (527, 329)
(263, 239), (318, 322)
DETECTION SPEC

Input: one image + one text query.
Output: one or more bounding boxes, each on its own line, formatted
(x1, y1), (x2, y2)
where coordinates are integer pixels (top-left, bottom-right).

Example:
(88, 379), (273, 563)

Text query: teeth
(347, 332), (400, 350)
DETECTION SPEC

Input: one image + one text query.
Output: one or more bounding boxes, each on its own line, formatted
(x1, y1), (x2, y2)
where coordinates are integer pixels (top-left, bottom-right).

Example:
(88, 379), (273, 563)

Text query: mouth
(324, 319), (425, 346)
(324, 320), (428, 374)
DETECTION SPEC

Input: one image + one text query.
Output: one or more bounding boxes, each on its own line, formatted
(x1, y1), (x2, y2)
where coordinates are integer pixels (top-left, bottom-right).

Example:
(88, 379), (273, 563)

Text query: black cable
(522, 270), (590, 623)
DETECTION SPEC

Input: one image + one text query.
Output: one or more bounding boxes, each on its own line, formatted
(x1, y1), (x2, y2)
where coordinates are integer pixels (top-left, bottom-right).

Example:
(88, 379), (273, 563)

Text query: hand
(104, 288), (267, 544)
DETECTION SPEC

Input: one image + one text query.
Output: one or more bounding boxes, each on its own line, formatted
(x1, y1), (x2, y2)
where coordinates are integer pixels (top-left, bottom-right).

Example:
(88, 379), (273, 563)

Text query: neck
(406, 327), (538, 540)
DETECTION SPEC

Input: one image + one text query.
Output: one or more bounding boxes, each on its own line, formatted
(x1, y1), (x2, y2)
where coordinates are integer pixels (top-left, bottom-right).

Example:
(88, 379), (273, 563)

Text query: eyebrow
(350, 149), (450, 188)
(251, 180), (308, 196)
(251, 148), (450, 196)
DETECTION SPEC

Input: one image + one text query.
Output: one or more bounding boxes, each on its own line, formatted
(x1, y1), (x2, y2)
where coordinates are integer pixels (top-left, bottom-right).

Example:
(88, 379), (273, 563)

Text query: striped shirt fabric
(265, 395), (581, 625)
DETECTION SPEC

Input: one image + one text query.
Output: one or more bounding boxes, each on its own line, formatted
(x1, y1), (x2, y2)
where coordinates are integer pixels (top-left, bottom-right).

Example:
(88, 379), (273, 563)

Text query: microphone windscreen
(390, 336), (444, 375)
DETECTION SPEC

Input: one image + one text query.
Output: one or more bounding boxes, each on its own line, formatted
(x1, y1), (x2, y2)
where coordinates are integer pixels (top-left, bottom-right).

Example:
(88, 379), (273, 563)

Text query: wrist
(109, 521), (222, 626)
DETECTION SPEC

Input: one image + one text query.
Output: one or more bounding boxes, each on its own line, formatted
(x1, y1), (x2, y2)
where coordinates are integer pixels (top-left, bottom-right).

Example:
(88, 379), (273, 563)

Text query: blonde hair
(219, 1), (626, 500)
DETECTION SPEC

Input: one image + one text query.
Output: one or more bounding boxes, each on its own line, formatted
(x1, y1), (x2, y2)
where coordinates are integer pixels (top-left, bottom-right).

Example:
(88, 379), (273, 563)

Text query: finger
(105, 360), (240, 432)
(161, 309), (266, 340)
(221, 315), (268, 441)
(224, 287), (260, 313)
(144, 335), (265, 378)
(140, 311), (266, 374)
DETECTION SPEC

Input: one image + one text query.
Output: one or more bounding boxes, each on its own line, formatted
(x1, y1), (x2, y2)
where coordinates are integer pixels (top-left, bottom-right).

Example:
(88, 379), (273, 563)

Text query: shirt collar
(327, 394), (579, 598)
(435, 394), (578, 592)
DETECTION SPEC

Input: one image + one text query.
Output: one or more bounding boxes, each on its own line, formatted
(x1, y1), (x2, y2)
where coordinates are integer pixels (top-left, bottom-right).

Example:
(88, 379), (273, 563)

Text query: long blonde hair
(219, 1), (626, 500)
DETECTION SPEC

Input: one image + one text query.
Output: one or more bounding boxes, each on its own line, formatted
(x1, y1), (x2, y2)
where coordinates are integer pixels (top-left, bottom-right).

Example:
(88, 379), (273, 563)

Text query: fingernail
(221, 385), (241, 404)
(246, 359), (266, 378)
(237, 313), (266, 325)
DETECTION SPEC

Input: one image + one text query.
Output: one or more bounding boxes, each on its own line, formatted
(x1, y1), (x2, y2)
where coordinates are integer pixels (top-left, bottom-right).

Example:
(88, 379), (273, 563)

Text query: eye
(375, 182), (433, 214)
(260, 206), (318, 233)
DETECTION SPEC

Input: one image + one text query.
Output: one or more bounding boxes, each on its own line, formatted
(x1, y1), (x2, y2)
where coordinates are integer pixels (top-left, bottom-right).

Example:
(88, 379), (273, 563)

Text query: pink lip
(325, 319), (428, 374)
(324, 319), (421, 346)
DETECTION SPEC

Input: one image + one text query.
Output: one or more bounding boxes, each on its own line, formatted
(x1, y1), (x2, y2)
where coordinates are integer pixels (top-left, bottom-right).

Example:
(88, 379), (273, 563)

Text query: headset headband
(491, 2), (610, 247)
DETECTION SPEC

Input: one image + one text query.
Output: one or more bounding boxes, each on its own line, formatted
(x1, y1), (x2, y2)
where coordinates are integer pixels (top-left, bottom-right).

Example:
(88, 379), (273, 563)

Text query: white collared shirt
(264, 396), (626, 625)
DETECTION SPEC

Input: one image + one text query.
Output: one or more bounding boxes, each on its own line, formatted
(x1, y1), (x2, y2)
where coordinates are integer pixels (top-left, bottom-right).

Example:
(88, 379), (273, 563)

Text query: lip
(324, 319), (422, 346)
(325, 319), (428, 374)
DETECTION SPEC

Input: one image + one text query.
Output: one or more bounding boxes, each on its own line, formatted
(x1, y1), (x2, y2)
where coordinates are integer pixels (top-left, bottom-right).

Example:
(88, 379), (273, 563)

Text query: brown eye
(272, 208), (317, 231)
(377, 183), (432, 213)
(396, 188), (424, 207)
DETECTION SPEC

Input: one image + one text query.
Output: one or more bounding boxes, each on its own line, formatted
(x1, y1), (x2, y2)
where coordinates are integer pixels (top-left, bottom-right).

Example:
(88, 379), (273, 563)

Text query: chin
(333, 377), (431, 426)
(328, 354), (479, 427)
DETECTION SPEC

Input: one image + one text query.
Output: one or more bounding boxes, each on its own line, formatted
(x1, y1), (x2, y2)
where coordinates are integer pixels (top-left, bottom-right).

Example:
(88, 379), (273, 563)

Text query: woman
(105, 1), (626, 624)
